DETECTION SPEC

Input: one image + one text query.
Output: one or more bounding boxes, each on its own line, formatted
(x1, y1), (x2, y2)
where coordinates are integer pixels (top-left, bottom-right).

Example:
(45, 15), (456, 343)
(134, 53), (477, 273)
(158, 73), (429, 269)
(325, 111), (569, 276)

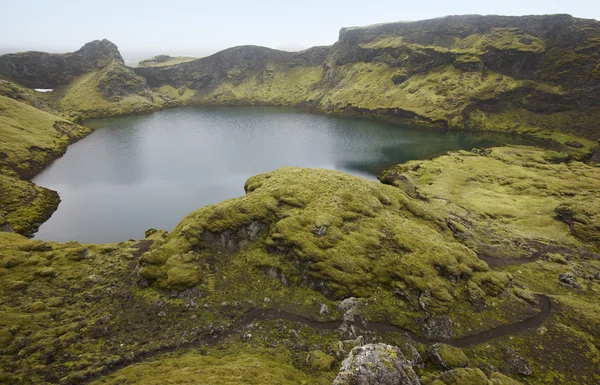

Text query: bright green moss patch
(90, 352), (318, 385)
(0, 95), (90, 178)
(203, 65), (324, 107)
(306, 350), (336, 371)
(381, 146), (600, 259)
(52, 63), (160, 120)
(454, 28), (546, 53)
(0, 174), (60, 235)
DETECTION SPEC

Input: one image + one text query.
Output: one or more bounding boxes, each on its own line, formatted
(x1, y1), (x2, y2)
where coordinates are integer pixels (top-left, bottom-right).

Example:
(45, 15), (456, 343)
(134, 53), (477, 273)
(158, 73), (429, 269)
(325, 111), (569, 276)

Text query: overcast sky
(2, 0), (598, 65)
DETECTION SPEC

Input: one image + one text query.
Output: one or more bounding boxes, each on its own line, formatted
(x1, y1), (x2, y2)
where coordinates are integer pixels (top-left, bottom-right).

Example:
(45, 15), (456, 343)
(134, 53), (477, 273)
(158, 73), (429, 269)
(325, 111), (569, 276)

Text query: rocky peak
(0, 39), (124, 88)
(75, 39), (124, 67)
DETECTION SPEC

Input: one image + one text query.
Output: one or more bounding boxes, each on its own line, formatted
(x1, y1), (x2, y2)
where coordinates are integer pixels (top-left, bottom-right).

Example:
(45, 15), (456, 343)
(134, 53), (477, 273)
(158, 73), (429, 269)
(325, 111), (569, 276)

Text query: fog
(2, 0), (598, 65)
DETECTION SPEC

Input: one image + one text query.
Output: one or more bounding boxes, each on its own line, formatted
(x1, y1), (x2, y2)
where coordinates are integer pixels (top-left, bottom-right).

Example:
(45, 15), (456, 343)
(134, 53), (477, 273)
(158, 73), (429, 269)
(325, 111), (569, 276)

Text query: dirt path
(86, 294), (552, 383)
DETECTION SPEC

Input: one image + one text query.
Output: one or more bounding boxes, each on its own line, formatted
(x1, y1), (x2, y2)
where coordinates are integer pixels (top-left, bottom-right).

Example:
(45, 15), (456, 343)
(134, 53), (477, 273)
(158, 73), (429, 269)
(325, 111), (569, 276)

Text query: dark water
(33, 106), (544, 243)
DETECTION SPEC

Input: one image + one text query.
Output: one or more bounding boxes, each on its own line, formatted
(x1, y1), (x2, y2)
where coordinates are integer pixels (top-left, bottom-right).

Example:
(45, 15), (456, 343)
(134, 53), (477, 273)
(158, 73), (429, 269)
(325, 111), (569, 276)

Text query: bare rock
(333, 343), (420, 385)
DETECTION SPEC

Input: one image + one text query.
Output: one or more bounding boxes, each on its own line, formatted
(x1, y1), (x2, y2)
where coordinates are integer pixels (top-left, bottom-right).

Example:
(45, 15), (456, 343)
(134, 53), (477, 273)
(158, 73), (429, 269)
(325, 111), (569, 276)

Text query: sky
(1, 0), (598, 65)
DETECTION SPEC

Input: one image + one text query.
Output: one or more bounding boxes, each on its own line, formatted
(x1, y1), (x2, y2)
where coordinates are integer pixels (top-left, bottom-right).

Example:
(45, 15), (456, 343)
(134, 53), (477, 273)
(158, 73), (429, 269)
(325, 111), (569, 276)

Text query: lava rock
(505, 348), (533, 376)
(565, 140), (584, 148)
(427, 343), (469, 370)
(559, 272), (581, 289)
(333, 343), (420, 385)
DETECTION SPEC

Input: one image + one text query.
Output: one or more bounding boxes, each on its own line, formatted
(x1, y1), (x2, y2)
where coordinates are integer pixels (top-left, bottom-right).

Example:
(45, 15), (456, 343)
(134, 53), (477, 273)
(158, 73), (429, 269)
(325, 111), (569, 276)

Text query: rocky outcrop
(333, 344), (420, 385)
(134, 44), (332, 90)
(0, 39), (124, 88)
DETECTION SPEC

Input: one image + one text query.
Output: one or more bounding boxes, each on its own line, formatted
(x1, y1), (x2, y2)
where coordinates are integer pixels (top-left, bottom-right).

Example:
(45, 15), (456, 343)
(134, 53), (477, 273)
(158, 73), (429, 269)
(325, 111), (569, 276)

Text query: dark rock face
(134, 45), (333, 90)
(333, 344), (420, 385)
(0, 39), (123, 88)
(559, 272), (581, 288)
(201, 221), (267, 251)
(97, 63), (150, 99)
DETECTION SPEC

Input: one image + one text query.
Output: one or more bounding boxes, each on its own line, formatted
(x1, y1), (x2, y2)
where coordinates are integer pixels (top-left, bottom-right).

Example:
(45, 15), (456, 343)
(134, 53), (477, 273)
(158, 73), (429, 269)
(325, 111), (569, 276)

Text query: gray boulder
(333, 343), (420, 385)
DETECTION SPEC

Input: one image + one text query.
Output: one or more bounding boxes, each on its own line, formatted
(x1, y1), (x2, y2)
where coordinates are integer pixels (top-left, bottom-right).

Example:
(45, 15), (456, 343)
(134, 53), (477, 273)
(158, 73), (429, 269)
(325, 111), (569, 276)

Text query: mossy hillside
(316, 63), (563, 129)
(199, 65), (324, 107)
(51, 62), (165, 121)
(89, 351), (323, 385)
(380, 146), (600, 384)
(358, 27), (545, 53)
(381, 146), (600, 258)
(0, 79), (53, 111)
(470, 253), (600, 384)
(139, 167), (537, 335)
(0, 95), (91, 179)
(466, 105), (600, 144)
(0, 231), (281, 384)
(0, 93), (91, 235)
(0, 174), (60, 236)
(97, 61), (151, 100)
(0, 228), (346, 384)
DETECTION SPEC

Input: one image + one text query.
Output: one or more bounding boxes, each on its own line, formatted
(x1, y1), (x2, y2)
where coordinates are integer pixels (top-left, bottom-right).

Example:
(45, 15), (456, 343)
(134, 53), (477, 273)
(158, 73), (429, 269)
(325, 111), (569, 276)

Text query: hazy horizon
(2, 0), (599, 65)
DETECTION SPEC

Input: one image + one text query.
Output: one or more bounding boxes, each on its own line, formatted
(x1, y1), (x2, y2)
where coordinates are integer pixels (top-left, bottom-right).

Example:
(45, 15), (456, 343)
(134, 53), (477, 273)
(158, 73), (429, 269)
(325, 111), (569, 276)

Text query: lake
(33, 106), (544, 243)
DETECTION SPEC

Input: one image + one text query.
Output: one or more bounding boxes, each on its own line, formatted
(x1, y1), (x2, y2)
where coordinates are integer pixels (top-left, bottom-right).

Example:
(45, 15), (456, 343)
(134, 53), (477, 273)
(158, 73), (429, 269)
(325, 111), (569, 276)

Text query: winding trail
(86, 294), (551, 383)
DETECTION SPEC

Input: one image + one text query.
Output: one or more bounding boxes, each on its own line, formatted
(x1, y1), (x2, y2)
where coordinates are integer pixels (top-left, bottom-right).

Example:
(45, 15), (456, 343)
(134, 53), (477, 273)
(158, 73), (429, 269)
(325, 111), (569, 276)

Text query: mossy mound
(97, 61), (151, 100)
(139, 167), (537, 335)
(0, 92), (90, 235)
(0, 94), (90, 179)
(380, 145), (600, 259)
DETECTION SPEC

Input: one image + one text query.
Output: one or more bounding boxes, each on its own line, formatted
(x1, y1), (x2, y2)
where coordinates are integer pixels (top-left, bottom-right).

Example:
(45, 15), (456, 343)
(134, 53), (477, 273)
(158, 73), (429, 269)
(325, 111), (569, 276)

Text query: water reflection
(33, 106), (548, 243)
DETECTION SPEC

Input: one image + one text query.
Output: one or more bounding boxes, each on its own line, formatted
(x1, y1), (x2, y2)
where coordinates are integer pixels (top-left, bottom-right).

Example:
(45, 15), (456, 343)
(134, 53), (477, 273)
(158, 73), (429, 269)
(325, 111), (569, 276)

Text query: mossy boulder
(306, 350), (336, 371)
(427, 343), (469, 370)
(333, 343), (420, 385)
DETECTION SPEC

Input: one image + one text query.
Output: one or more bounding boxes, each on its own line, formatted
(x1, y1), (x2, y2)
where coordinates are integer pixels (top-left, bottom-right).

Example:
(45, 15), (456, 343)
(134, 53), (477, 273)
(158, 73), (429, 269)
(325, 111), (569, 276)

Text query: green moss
(382, 146), (600, 259)
(454, 28), (546, 53)
(489, 372), (524, 385)
(203, 65), (324, 107)
(0, 95), (90, 177)
(306, 350), (336, 371)
(89, 352), (319, 385)
(429, 343), (469, 369)
(427, 368), (489, 385)
(52, 64), (160, 120)
(0, 174), (60, 236)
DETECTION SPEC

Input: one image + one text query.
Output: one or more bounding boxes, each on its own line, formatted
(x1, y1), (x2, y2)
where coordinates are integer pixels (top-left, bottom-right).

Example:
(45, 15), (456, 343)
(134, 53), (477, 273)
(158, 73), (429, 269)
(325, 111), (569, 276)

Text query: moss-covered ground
(0, 15), (599, 385)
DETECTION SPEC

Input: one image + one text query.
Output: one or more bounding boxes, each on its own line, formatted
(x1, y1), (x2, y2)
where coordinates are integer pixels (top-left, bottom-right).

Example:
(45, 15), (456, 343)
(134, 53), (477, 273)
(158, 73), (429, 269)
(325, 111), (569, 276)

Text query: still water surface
(33, 106), (544, 243)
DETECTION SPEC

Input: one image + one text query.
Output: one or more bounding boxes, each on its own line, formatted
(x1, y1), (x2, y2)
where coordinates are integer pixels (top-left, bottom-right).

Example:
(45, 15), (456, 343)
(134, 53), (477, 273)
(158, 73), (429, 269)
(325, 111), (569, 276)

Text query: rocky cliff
(2, 14), (598, 140)
(132, 14), (600, 140)
(0, 39), (124, 88)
